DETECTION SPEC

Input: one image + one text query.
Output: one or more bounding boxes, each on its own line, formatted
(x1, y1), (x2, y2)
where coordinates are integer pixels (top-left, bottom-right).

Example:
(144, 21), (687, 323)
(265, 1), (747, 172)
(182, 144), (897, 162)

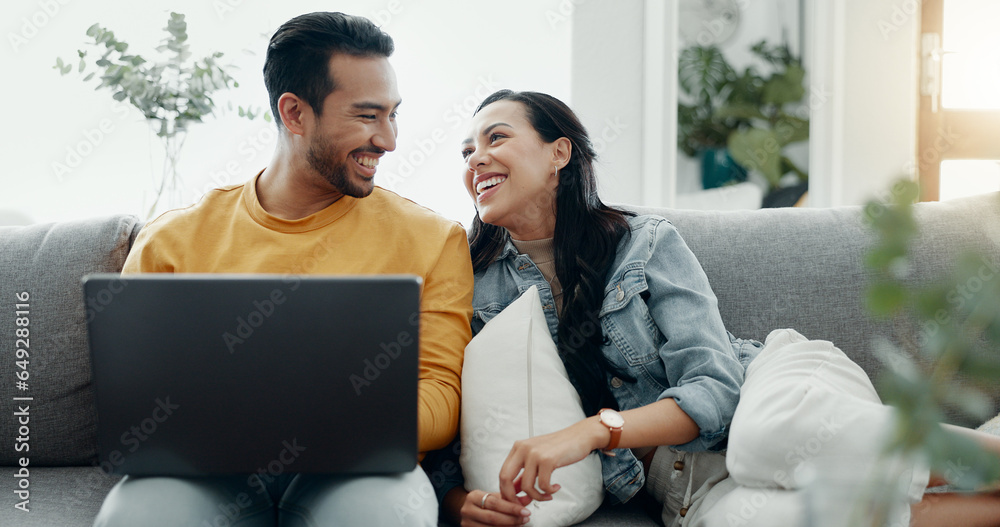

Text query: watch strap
(606, 426), (622, 451)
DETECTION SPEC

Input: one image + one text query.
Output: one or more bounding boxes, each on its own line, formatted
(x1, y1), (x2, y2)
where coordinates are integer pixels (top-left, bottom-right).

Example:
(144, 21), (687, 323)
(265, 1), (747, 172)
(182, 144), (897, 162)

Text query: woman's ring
(480, 492), (491, 509)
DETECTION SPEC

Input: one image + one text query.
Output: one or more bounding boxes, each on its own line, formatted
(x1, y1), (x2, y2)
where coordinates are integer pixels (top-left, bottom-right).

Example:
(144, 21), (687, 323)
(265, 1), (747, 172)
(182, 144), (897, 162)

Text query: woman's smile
(473, 172), (508, 202)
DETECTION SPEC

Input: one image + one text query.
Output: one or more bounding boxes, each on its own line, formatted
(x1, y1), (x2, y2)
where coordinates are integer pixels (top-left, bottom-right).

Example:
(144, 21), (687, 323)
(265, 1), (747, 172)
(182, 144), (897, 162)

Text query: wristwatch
(598, 408), (624, 454)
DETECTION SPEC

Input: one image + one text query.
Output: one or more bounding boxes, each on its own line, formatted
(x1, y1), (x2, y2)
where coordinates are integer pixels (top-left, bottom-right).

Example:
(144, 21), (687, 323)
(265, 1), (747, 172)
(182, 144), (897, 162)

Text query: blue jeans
(92, 466), (437, 527)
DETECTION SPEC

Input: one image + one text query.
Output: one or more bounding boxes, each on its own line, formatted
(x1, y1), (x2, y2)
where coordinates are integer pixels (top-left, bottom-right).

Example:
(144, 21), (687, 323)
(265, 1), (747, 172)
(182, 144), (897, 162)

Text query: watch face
(601, 409), (625, 428)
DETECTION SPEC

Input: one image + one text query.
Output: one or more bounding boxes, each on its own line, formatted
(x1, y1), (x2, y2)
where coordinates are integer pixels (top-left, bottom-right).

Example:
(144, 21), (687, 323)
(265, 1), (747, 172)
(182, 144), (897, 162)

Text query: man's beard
(306, 131), (376, 198)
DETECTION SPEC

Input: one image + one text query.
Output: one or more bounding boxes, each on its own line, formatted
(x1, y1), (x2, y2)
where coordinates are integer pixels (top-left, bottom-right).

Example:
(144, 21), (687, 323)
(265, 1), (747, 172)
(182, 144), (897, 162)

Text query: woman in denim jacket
(431, 90), (1000, 527)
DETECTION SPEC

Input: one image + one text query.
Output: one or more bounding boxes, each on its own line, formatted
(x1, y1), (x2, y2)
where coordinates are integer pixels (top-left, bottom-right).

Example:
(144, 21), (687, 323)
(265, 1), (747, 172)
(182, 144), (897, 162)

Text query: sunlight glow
(942, 0), (1000, 110)
(940, 160), (1000, 201)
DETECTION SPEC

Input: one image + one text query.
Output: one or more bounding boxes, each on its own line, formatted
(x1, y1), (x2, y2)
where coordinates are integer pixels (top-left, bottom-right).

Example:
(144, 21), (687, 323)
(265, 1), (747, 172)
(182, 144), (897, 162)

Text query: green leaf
(727, 68), (766, 107)
(866, 201), (919, 241)
(112, 91), (127, 101)
(56, 57), (64, 69)
(866, 282), (909, 317)
(86, 23), (100, 37)
(83, 72), (95, 82)
(727, 128), (783, 187)
(264, 112), (272, 123)
(713, 104), (766, 121)
(61, 64), (72, 75)
(957, 353), (1000, 382)
(78, 58), (86, 73)
(165, 12), (188, 42)
(864, 245), (907, 273)
(238, 106), (245, 117)
(773, 116), (810, 145)
(678, 45), (734, 102)
(912, 285), (952, 320)
(762, 65), (806, 105)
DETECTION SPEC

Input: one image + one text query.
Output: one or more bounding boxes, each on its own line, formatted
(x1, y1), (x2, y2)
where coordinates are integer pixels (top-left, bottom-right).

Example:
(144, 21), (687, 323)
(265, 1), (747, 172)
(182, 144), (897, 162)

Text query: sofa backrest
(627, 192), (1000, 425)
(0, 215), (140, 466)
(2, 193), (997, 466)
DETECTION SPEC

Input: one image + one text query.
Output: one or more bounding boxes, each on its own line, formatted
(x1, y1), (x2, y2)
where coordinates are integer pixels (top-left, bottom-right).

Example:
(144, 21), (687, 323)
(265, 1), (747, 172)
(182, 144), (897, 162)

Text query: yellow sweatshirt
(123, 173), (474, 454)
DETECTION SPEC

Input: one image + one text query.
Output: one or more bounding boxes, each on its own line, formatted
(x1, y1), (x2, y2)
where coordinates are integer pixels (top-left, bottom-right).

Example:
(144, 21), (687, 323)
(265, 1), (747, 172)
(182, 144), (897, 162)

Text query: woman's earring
(553, 165), (559, 178)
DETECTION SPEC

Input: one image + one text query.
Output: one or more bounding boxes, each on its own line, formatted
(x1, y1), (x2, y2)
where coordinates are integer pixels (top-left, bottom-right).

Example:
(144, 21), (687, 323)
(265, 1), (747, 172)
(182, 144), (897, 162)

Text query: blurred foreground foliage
(864, 180), (1000, 490)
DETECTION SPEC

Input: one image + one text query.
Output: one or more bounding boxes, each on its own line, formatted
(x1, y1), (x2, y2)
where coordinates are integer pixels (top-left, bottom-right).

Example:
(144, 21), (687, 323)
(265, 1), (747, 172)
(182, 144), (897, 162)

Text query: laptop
(83, 274), (421, 477)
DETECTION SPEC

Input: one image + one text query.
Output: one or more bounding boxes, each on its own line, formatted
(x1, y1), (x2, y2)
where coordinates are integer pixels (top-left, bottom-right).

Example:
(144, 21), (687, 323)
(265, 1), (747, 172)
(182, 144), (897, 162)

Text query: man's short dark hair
(263, 12), (394, 128)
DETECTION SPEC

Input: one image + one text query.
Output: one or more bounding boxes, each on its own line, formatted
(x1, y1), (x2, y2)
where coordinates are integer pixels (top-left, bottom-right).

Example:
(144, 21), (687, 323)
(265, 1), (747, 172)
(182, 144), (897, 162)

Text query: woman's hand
(498, 417), (607, 503)
(453, 488), (532, 526)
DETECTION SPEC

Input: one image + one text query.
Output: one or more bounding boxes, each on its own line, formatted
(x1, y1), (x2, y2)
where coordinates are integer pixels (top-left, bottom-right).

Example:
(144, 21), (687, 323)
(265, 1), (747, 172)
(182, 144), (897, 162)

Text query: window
(918, 0), (1000, 201)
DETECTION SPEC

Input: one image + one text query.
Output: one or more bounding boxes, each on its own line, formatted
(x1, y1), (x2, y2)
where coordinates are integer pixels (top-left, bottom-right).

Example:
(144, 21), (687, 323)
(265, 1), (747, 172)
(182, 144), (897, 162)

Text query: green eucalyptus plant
(864, 180), (1000, 491)
(55, 12), (268, 218)
(678, 41), (809, 191)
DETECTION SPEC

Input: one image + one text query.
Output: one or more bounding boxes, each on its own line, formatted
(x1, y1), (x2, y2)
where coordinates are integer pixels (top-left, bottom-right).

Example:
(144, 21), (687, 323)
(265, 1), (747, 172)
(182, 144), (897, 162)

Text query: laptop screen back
(83, 274), (420, 476)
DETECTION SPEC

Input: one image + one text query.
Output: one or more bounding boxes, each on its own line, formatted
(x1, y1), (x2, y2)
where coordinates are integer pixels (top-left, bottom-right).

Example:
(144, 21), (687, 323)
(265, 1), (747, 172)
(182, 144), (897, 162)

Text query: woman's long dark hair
(467, 90), (635, 416)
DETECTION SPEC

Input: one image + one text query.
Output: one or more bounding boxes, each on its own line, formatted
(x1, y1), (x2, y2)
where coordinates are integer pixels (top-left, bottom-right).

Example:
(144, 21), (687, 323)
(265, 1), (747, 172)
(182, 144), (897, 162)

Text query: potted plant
(55, 12), (268, 219)
(677, 40), (810, 207)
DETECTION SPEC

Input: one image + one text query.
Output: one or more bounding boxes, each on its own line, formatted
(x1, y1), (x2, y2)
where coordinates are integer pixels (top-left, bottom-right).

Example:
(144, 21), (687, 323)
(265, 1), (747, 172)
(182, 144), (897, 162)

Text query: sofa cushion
(0, 466), (121, 525)
(0, 215), (140, 466)
(627, 192), (1000, 425)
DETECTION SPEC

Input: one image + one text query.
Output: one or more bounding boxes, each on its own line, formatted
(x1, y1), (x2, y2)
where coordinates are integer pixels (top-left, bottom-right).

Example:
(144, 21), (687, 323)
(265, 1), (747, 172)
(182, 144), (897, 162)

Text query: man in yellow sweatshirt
(94, 12), (472, 527)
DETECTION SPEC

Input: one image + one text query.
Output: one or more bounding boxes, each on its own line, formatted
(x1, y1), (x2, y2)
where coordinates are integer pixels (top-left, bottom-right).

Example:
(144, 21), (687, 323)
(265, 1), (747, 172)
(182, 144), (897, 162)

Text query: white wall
(807, 0), (920, 208)
(571, 0), (679, 208)
(1, 0), (572, 226)
(836, 0), (919, 207)
(570, 1), (647, 206)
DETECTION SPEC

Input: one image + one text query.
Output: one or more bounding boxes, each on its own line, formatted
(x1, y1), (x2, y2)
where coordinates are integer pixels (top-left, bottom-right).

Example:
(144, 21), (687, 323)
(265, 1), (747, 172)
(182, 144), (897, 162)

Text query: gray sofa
(2, 193), (998, 527)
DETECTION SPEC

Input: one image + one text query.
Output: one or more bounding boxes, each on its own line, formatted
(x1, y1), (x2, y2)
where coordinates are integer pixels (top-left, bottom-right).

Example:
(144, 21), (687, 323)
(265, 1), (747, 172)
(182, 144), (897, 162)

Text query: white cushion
(461, 286), (604, 526)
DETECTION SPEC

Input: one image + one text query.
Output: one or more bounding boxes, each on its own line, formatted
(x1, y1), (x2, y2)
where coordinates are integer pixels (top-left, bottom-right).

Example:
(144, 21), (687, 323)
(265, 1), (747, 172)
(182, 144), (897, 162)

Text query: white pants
(649, 329), (930, 527)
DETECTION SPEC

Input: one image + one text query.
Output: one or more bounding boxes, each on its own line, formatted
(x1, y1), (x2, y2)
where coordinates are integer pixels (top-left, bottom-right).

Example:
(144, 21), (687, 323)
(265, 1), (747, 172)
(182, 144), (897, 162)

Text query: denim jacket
(424, 215), (761, 505)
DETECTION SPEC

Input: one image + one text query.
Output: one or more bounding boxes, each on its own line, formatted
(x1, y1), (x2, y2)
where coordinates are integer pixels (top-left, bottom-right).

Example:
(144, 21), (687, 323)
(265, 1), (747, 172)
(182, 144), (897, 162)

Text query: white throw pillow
(461, 286), (604, 527)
